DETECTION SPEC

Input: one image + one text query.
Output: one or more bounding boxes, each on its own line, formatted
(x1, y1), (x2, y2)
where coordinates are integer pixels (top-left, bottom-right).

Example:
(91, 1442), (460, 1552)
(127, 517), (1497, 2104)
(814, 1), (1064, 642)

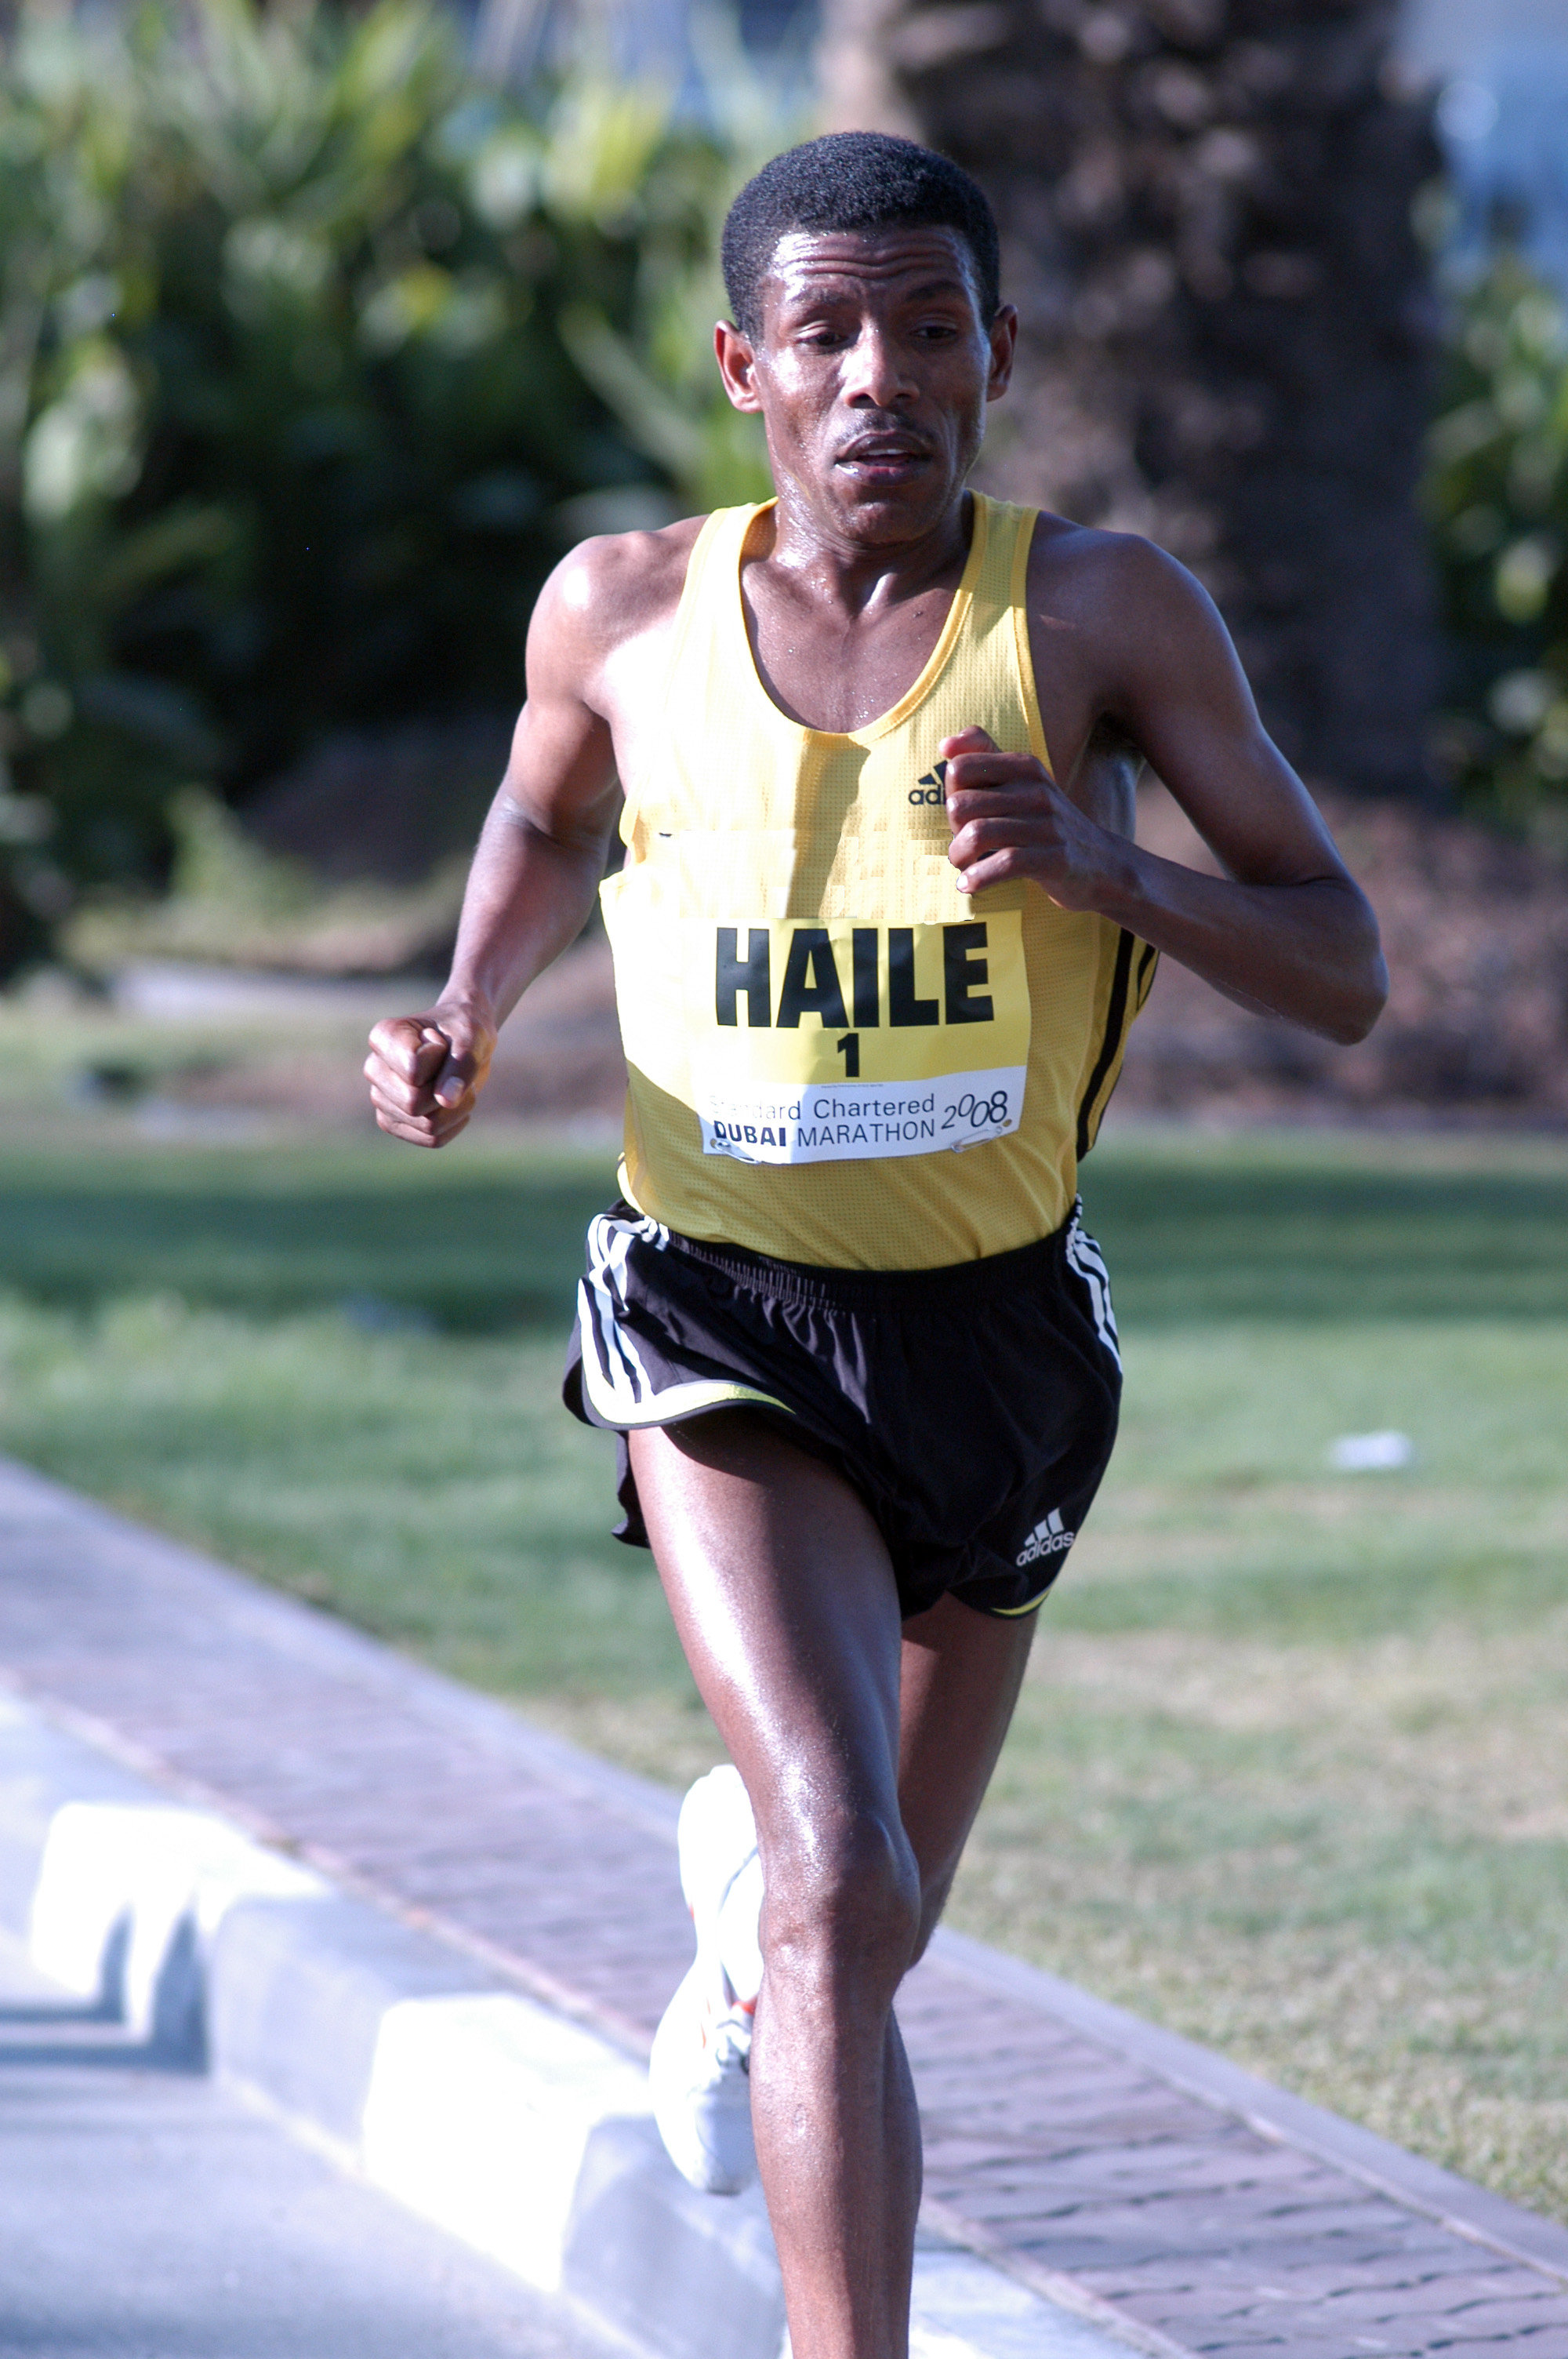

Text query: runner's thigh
(628, 1412), (908, 1856)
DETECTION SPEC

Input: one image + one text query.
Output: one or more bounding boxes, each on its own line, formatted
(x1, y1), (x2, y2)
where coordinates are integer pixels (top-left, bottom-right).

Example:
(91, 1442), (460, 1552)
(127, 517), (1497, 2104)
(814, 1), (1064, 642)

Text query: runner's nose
(843, 324), (917, 411)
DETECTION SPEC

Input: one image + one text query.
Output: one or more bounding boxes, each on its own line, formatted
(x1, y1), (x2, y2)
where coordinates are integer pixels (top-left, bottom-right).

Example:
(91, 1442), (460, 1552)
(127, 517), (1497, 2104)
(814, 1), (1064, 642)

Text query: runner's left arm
(942, 538), (1387, 1044)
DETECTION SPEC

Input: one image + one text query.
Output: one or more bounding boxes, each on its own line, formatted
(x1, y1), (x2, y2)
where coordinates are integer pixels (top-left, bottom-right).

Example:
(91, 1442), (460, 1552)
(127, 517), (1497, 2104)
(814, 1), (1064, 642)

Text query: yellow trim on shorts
(579, 1354), (793, 1432)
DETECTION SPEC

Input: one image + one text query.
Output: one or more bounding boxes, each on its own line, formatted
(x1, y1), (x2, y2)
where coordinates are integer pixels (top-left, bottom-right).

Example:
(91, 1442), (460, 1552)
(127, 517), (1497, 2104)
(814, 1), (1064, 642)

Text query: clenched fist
(365, 1000), (496, 1148)
(942, 726), (1124, 911)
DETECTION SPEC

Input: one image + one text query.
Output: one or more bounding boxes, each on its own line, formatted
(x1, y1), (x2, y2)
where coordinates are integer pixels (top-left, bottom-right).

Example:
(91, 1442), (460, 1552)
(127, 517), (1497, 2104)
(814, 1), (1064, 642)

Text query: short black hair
(720, 133), (1000, 340)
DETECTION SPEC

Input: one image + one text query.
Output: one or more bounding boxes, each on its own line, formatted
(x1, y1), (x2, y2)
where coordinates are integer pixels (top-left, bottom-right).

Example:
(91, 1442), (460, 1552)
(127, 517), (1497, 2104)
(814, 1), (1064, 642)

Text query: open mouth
(836, 435), (933, 478)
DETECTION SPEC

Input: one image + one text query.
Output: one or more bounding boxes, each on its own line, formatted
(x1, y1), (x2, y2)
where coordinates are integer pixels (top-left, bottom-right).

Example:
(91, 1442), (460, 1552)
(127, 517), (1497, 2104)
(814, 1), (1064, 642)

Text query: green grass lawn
(2, 1118), (1566, 2220)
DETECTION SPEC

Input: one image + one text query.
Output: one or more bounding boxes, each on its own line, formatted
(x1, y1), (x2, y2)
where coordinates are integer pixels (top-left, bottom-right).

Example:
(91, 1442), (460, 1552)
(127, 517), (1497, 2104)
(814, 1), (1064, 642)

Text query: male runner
(366, 133), (1386, 2359)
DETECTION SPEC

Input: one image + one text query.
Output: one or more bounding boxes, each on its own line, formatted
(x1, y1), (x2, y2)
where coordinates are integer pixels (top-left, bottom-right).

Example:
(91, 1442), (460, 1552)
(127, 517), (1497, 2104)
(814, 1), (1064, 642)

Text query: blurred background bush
(1428, 255), (1568, 836)
(0, 0), (777, 975)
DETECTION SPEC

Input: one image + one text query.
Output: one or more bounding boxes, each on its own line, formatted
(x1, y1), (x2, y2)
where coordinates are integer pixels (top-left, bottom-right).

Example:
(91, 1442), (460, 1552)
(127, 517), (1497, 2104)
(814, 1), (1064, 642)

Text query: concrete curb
(0, 1686), (1144, 2359)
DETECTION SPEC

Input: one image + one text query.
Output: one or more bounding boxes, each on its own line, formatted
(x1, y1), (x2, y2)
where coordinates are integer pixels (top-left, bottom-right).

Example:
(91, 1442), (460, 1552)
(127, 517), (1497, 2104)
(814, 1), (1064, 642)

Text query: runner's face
(717, 228), (1015, 547)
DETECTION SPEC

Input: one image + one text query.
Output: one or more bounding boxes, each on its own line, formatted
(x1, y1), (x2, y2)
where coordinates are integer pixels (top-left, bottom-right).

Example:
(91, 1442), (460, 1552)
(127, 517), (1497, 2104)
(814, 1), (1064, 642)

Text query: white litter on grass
(1328, 1431), (1414, 1472)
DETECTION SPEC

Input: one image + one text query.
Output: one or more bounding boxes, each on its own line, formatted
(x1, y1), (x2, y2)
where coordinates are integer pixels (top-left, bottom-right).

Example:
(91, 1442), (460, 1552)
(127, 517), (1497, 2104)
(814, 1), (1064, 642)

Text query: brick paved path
(4, 1456), (1568, 2359)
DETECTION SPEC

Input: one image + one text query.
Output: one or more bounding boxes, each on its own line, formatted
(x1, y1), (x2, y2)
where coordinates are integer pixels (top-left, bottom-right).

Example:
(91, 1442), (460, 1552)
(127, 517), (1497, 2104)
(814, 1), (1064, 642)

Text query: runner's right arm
(365, 536), (644, 1149)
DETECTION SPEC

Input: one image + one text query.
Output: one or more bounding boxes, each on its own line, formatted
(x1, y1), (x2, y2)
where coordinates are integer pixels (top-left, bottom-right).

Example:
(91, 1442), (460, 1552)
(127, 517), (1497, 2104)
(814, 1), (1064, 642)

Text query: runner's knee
(760, 1798), (921, 1986)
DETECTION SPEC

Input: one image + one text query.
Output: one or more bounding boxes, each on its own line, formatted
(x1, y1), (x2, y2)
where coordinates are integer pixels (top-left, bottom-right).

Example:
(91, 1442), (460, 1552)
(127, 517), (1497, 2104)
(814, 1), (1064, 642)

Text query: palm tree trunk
(819, 0), (1444, 798)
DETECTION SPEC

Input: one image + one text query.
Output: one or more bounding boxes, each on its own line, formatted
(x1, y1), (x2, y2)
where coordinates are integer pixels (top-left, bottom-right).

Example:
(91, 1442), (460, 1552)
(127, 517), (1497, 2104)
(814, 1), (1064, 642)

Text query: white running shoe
(649, 1765), (763, 2197)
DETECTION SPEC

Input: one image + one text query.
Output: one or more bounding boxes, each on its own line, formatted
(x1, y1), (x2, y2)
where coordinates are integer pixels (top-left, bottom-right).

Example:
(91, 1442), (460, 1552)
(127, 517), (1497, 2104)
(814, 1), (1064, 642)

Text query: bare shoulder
(1023, 511), (1258, 750)
(1026, 511), (1220, 643)
(530, 514), (709, 683)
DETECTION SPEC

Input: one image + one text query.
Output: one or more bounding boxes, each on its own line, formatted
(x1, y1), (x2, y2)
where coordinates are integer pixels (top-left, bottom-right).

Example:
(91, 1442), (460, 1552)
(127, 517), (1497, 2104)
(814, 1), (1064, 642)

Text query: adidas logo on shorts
(1016, 1509), (1075, 1568)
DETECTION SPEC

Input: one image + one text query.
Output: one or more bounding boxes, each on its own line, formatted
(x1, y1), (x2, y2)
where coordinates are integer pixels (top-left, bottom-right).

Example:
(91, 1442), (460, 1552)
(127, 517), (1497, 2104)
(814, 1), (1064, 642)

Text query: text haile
(714, 924), (993, 1030)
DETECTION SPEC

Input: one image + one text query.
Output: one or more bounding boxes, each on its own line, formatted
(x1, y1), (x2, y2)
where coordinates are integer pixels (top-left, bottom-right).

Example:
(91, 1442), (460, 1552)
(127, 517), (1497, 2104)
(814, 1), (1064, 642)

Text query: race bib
(612, 911), (1031, 1165)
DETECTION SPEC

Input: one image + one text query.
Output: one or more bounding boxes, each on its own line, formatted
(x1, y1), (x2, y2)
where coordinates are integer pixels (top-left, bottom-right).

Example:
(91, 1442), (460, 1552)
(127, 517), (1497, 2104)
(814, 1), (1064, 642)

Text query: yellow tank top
(601, 493), (1155, 1271)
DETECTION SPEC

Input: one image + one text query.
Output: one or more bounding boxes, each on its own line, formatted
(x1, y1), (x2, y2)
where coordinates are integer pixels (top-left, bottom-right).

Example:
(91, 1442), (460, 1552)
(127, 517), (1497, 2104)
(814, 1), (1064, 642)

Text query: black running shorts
(561, 1199), (1122, 1623)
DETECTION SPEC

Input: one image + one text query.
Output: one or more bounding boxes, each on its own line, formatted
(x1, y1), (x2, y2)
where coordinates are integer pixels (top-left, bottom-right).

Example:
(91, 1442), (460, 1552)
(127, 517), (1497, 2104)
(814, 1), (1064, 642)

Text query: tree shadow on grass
(3, 1140), (1568, 1329)
(1087, 1158), (1568, 1325)
(0, 1162), (615, 1332)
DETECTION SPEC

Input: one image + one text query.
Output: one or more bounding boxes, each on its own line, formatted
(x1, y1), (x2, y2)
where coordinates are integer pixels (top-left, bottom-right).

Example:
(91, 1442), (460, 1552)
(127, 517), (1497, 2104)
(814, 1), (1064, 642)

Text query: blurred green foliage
(0, 0), (776, 972)
(1428, 256), (1568, 834)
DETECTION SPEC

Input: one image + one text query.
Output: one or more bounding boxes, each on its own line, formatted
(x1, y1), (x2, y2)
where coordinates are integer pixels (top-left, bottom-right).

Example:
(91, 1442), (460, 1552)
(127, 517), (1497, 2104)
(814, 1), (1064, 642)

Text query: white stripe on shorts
(1064, 1200), (1120, 1370)
(575, 1209), (789, 1430)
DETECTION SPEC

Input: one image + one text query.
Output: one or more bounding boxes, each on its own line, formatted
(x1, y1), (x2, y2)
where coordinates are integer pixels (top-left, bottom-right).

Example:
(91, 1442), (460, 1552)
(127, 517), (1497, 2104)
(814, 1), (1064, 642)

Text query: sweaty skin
(366, 224), (1386, 2359)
